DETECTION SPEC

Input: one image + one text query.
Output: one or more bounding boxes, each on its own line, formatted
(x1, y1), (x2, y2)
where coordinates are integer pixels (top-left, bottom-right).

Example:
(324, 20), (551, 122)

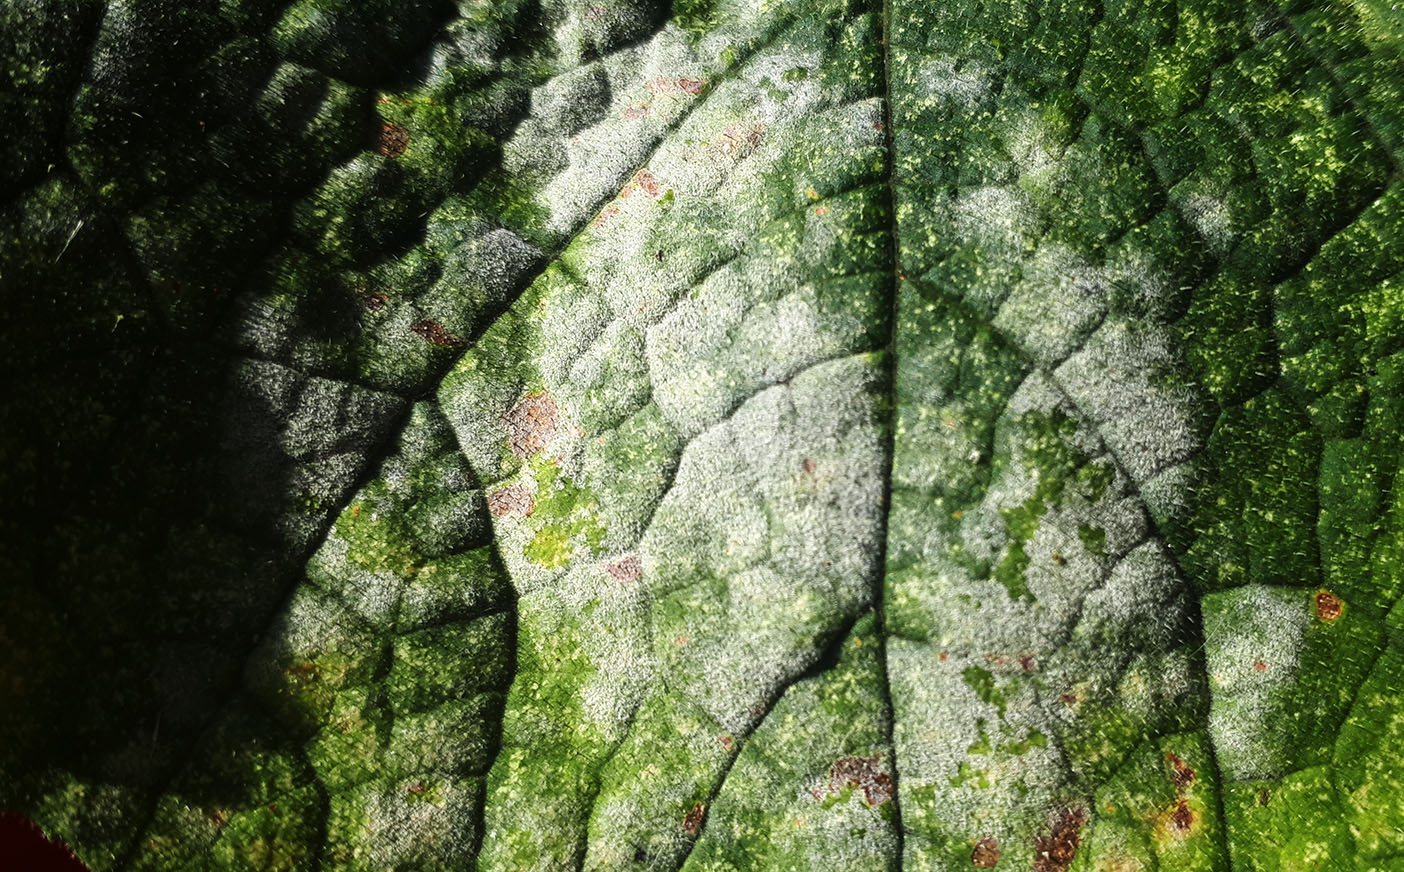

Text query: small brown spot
(719, 734), (734, 752)
(823, 753), (893, 806)
(675, 634), (691, 646)
(603, 554), (642, 582)
(655, 248), (664, 262)
(593, 204), (621, 227)
(1165, 752), (1196, 790)
(268, 803), (280, 814)
(971, 836), (1000, 868)
(873, 120), (884, 131)
(682, 801), (706, 835)
(1059, 691), (1078, 706)
(623, 104), (649, 119)
(1019, 654), (1037, 672)
(1169, 798), (1196, 834)
(408, 782), (427, 796)
(1316, 590), (1343, 621)
(1052, 552), (1067, 566)
(377, 121), (409, 157)
(505, 392), (559, 458)
(363, 292), (389, 311)
(487, 484), (533, 518)
(1253, 659), (1268, 672)
(678, 78), (705, 95)
(1257, 788), (1271, 806)
(623, 168), (662, 199)
(939, 652), (949, 662)
(803, 457), (817, 474)
(1033, 807), (1088, 872)
(210, 810), (228, 827)
(411, 319), (461, 347)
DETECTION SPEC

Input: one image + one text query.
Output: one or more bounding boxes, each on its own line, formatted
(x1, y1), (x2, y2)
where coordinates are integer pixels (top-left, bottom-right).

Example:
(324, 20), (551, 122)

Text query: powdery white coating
(1054, 318), (1202, 484)
(948, 185), (1042, 312)
(584, 354), (887, 868)
(1203, 585), (1313, 781)
(910, 56), (993, 107)
(1177, 190), (1237, 255)
(326, 775), (481, 871)
(888, 638), (1067, 844)
(992, 244), (1109, 367)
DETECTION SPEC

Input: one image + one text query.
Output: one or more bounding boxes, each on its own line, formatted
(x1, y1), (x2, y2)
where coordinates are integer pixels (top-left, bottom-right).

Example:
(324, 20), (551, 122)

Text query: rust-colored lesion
(682, 801), (707, 835)
(971, 835), (1000, 868)
(1165, 751), (1196, 790)
(505, 392), (559, 458)
(411, 319), (462, 348)
(1315, 590), (1343, 621)
(487, 483), (534, 518)
(602, 554), (641, 582)
(376, 121), (409, 157)
(1033, 807), (1088, 872)
(814, 752), (894, 806)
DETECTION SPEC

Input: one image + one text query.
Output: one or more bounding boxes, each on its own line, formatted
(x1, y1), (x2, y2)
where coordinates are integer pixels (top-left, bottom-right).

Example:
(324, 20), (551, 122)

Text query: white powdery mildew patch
(1203, 584), (1313, 781)
(582, 354), (887, 865)
(328, 776), (481, 871)
(889, 639), (1067, 844)
(909, 56), (993, 108)
(1054, 318), (1201, 484)
(993, 244), (1109, 367)
(640, 354), (886, 726)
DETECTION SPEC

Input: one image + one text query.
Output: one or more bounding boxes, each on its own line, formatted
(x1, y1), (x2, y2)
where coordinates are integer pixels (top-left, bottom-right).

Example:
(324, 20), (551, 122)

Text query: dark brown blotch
(824, 753), (893, 806)
(1033, 807), (1088, 872)
(411, 319), (462, 348)
(1316, 590), (1343, 621)
(971, 836), (1000, 868)
(682, 801), (706, 835)
(1166, 751), (1196, 791)
(505, 392), (559, 458)
(377, 121), (409, 157)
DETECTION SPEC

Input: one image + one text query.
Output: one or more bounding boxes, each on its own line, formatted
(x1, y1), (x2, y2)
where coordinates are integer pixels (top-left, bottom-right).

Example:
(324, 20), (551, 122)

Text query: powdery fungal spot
(411, 319), (461, 348)
(487, 484), (533, 518)
(972, 836), (1000, 868)
(377, 121), (409, 158)
(822, 753), (893, 806)
(505, 392), (558, 458)
(682, 801), (706, 835)
(603, 554), (641, 582)
(1315, 590), (1343, 621)
(1034, 807), (1088, 872)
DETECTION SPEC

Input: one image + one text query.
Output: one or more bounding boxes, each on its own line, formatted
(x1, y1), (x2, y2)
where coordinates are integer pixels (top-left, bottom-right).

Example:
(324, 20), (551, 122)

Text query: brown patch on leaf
(1170, 799), (1196, 834)
(803, 457), (817, 474)
(1019, 654), (1037, 672)
(823, 753), (893, 806)
(408, 782), (427, 796)
(1033, 807), (1088, 872)
(411, 319), (461, 347)
(971, 836), (1000, 868)
(647, 77), (706, 96)
(1253, 659), (1268, 672)
(682, 801), (706, 835)
(1315, 590), (1343, 621)
(714, 123), (764, 161)
(362, 292), (389, 311)
(505, 392), (559, 458)
(1165, 752), (1196, 790)
(1257, 788), (1271, 806)
(487, 484), (533, 518)
(377, 121), (409, 157)
(622, 169), (663, 199)
(604, 554), (642, 582)
(593, 204), (621, 227)
(623, 104), (649, 119)
(719, 734), (734, 752)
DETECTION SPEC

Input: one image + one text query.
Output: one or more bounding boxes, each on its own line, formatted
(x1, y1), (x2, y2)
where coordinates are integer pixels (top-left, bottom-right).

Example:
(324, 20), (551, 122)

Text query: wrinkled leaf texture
(2, 0), (1404, 869)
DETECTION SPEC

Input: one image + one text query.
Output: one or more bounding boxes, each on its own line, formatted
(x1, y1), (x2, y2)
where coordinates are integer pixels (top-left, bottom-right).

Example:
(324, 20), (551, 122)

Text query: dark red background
(0, 811), (91, 871)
